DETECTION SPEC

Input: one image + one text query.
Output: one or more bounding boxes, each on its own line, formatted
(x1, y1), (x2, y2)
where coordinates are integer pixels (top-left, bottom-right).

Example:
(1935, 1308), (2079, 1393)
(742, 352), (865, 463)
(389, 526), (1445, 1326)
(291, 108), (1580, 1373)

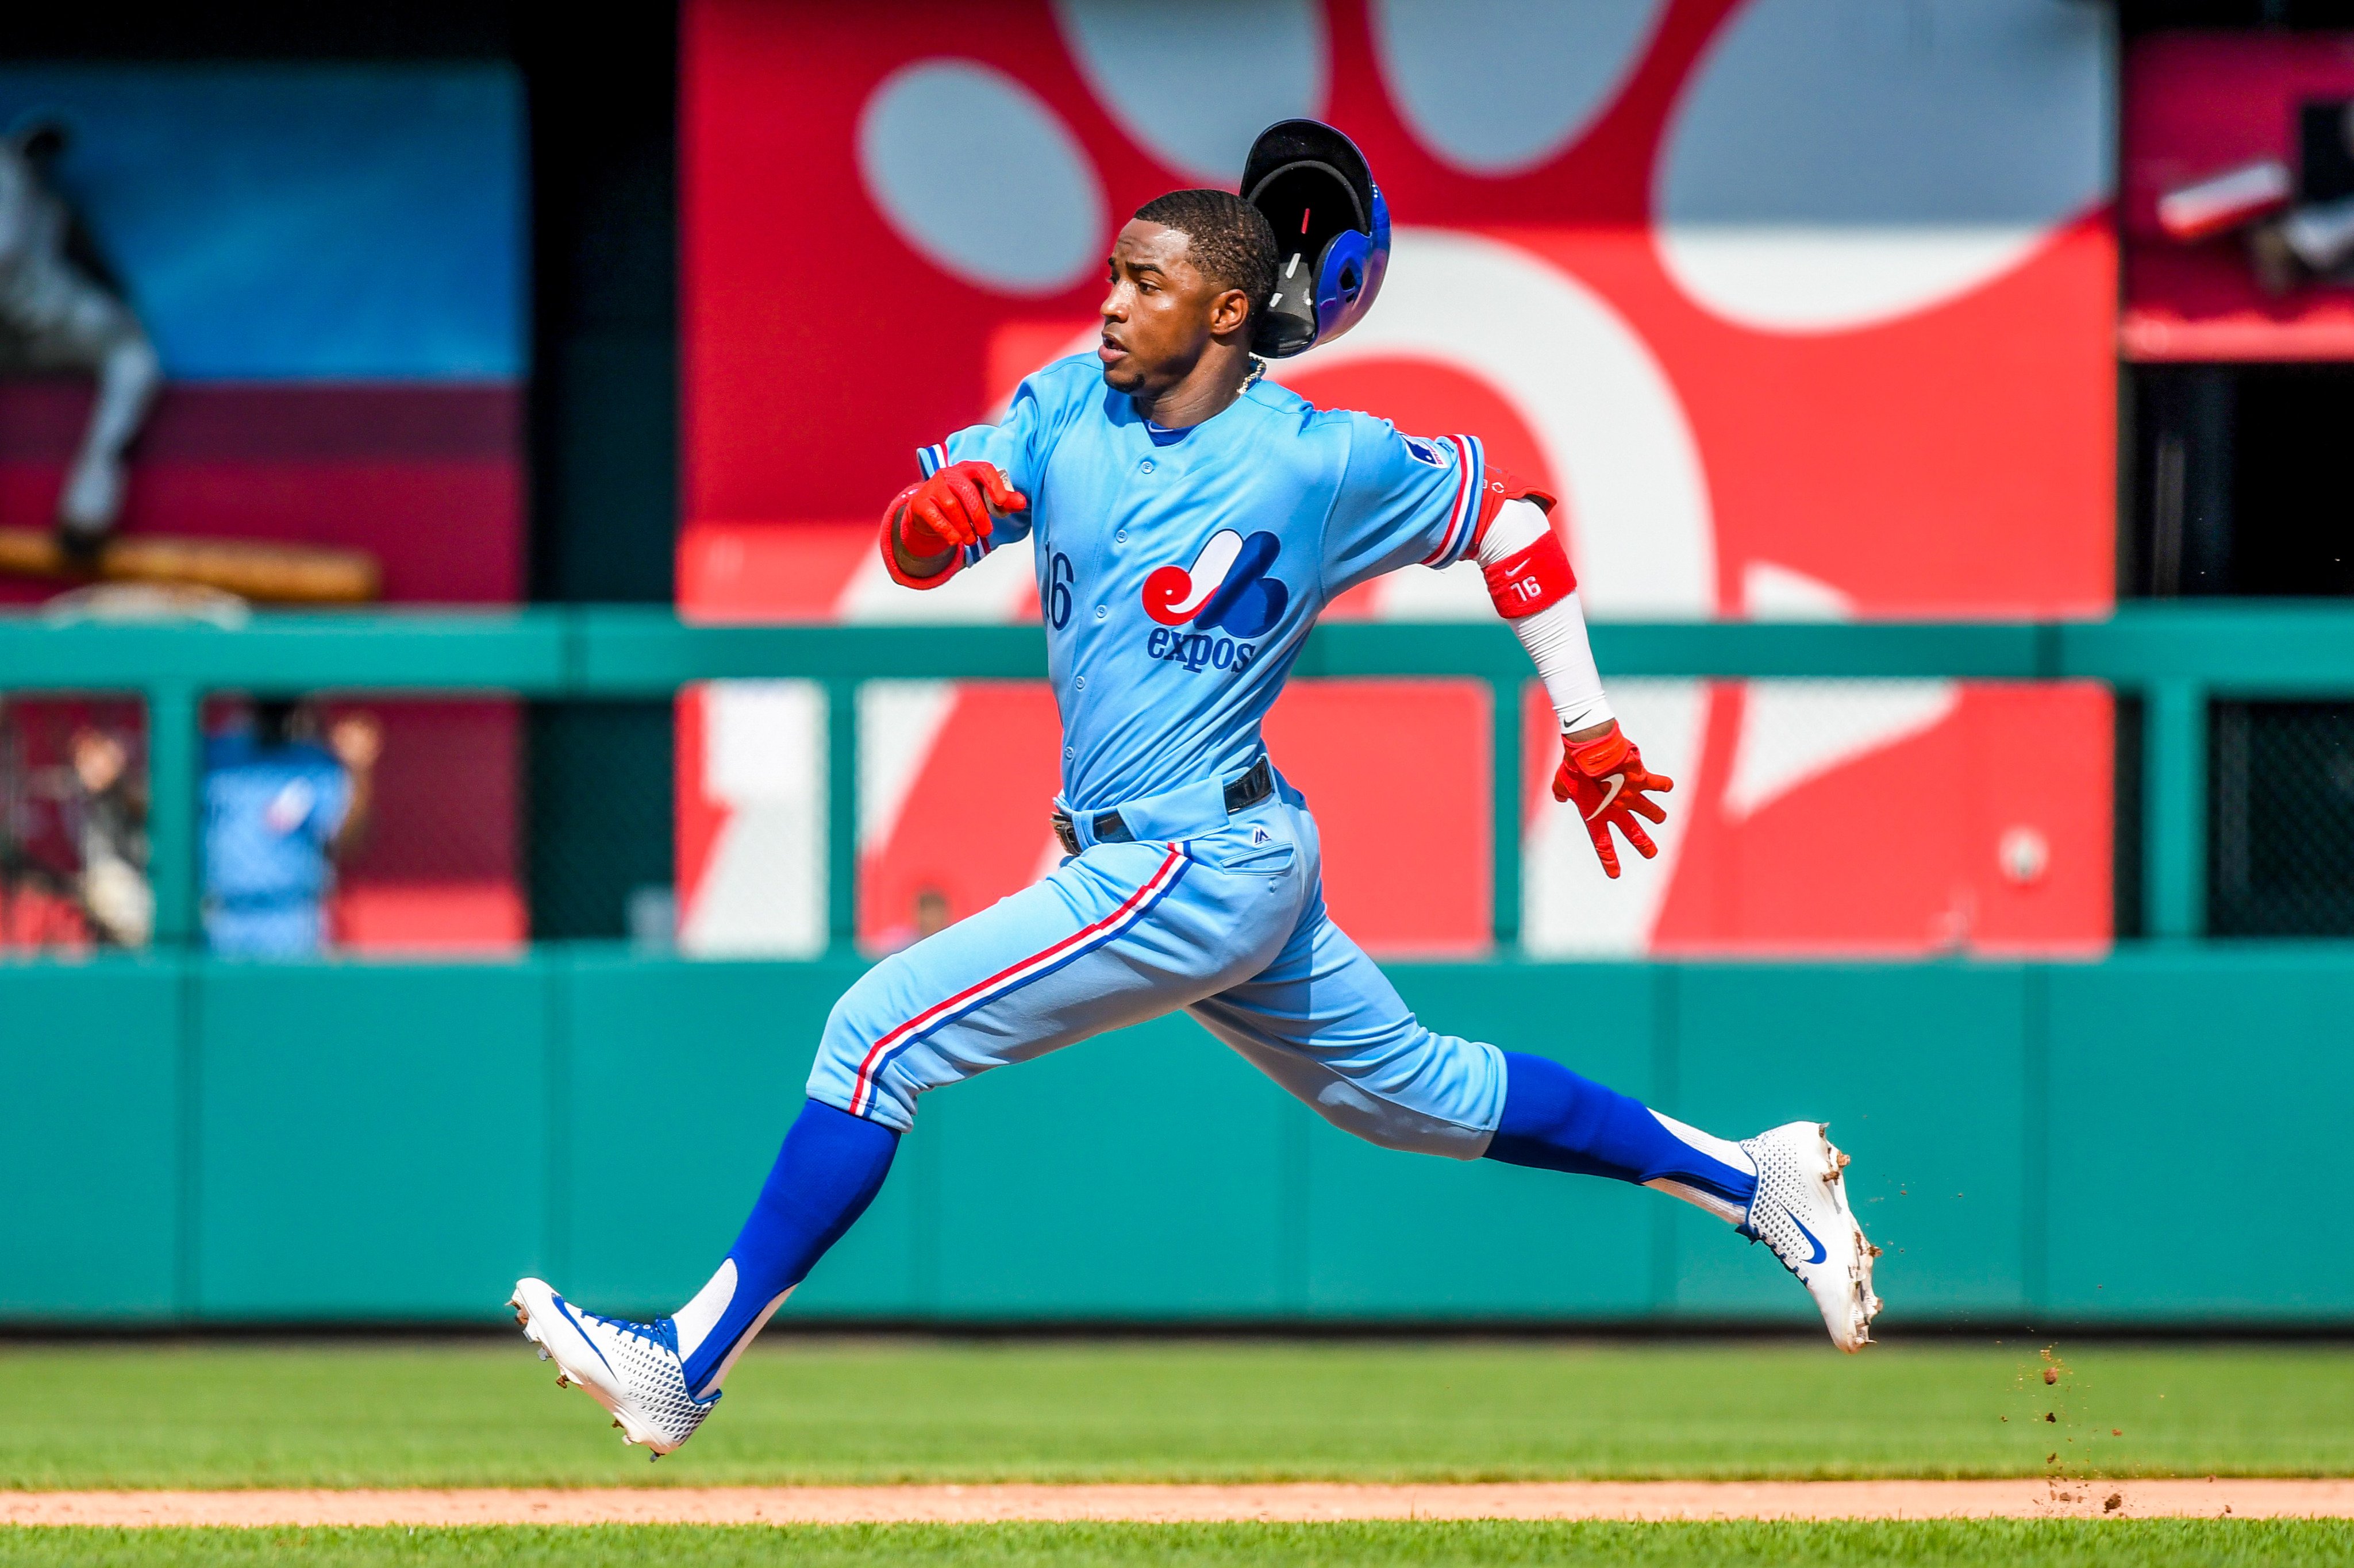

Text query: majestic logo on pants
(1143, 529), (1288, 639)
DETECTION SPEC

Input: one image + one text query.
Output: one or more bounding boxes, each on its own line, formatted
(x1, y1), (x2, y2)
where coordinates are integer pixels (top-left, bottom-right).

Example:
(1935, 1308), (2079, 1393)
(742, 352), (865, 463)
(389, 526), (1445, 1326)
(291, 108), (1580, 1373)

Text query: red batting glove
(1551, 721), (1673, 880)
(898, 460), (1027, 558)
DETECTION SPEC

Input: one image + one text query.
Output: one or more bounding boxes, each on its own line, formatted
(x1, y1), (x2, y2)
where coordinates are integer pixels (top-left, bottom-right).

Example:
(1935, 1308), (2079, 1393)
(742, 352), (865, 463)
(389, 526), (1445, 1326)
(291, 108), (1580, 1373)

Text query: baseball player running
(513, 122), (1879, 1454)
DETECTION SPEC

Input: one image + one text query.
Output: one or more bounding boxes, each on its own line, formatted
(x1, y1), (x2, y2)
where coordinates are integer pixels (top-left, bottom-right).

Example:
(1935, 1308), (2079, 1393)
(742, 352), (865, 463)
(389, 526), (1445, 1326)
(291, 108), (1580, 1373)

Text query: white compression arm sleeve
(1478, 498), (1613, 733)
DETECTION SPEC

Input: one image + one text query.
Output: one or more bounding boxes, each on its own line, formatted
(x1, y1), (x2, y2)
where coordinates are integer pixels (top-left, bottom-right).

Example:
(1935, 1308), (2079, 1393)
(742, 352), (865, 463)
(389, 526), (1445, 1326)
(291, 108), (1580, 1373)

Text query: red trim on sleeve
(1414, 436), (1471, 567)
(1482, 528), (1576, 619)
(879, 484), (962, 591)
(1467, 461), (1559, 553)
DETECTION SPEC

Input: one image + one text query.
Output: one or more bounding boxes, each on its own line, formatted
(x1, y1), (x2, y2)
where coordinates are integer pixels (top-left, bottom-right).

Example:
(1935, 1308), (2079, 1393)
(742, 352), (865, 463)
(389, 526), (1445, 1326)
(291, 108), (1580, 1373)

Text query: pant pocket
(1222, 842), (1297, 874)
(1205, 838), (1299, 871)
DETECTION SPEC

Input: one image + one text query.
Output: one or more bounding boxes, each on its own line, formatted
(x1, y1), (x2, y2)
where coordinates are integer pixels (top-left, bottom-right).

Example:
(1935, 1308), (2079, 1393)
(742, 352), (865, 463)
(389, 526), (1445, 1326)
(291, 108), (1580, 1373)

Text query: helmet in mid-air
(1240, 119), (1388, 359)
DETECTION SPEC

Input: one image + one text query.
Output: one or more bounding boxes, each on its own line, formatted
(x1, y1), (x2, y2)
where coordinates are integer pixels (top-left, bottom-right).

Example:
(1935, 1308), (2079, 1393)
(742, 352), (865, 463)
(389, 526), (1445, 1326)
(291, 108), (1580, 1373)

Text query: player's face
(1098, 220), (1248, 396)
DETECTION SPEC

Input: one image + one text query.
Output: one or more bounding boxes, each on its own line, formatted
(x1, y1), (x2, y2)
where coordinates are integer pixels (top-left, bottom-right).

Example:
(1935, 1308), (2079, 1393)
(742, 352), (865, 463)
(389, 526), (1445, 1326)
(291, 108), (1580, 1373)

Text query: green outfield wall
(5, 946), (2348, 1328)
(6, 605), (2351, 1326)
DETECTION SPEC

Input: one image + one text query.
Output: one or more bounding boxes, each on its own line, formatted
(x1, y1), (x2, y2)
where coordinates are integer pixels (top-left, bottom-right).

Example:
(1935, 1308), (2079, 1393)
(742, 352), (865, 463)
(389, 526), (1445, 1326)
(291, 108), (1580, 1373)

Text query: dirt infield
(6, 1480), (2352, 1527)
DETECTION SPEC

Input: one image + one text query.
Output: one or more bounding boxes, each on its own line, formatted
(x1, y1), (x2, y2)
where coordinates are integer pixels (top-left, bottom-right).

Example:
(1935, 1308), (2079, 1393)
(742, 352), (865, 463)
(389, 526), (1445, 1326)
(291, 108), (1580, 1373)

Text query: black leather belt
(1052, 757), (1274, 856)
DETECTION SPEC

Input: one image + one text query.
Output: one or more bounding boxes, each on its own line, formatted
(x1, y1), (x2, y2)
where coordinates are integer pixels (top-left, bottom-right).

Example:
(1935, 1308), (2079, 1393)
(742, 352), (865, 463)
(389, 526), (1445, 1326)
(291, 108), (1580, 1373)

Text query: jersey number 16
(1048, 552), (1074, 630)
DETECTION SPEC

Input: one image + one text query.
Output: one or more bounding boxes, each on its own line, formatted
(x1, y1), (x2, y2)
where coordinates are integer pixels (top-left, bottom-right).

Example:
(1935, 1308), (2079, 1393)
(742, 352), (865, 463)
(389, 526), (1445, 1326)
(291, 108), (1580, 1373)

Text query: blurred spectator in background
(0, 117), (161, 557)
(68, 723), (148, 946)
(0, 699), (86, 947)
(0, 697), (143, 949)
(201, 700), (380, 957)
(874, 884), (953, 953)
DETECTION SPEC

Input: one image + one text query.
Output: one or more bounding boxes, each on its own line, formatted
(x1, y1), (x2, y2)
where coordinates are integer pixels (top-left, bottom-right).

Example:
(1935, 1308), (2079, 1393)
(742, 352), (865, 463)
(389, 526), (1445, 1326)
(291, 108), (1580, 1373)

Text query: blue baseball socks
(672, 1099), (898, 1399)
(1483, 1050), (1757, 1224)
(672, 1057), (1751, 1399)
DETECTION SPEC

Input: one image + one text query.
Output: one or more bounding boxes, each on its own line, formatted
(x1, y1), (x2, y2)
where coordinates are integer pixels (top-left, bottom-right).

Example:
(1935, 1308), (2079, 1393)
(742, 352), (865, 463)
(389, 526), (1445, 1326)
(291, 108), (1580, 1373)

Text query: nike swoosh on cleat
(1788, 1211), (1829, 1266)
(1585, 774), (1625, 820)
(549, 1295), (618, 1377)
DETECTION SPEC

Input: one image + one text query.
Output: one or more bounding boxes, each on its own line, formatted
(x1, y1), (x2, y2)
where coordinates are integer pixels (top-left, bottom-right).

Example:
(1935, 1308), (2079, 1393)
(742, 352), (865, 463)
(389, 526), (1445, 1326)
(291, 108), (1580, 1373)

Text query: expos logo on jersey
(1141, 528), (1287, 673)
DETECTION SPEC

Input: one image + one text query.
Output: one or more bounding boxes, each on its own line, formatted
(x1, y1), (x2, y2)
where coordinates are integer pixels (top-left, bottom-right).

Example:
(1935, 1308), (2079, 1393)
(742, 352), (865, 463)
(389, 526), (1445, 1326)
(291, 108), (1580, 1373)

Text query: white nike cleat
(1738, 1122), (1883, 1352)
(508, 1277), (717, 1455)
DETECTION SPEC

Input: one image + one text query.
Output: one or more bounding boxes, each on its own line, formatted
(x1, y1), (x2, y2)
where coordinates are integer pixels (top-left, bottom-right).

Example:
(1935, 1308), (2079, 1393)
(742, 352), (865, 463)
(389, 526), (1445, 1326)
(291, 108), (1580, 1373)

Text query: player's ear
(1209, 286), (1252, 339)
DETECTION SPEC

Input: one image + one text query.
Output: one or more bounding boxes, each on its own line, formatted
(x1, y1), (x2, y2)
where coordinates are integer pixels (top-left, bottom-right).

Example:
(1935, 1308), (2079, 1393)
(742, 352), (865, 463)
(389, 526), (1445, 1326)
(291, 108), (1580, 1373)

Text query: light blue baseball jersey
(806, 360), (1514, 1152)
(921, 354), (1487, 813)
(201, 734), (351, 904)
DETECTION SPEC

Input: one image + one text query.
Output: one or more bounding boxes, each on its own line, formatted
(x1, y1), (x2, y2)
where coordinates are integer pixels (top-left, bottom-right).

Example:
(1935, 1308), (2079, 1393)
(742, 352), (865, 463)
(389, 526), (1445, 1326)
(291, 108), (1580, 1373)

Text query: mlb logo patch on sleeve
(1402, 435), (1449, 468)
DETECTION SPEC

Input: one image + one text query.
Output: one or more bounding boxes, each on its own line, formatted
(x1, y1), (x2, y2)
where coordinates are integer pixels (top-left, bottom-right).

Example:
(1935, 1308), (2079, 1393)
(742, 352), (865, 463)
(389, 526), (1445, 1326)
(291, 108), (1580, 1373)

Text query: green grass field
(3, 1338), (2351, 1489)
(7, 1340), (2353, 1565)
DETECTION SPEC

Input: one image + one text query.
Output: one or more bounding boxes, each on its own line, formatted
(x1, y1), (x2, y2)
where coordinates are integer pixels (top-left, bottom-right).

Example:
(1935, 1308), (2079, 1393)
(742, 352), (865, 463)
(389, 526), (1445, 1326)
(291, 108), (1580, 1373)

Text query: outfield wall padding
(4, 948), (2348, 1326)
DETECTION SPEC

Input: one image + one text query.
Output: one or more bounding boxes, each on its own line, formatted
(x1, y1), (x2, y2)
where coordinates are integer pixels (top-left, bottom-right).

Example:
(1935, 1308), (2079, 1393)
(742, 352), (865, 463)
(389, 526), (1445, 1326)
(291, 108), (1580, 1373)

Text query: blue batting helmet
(1241, 119), (1390, 359)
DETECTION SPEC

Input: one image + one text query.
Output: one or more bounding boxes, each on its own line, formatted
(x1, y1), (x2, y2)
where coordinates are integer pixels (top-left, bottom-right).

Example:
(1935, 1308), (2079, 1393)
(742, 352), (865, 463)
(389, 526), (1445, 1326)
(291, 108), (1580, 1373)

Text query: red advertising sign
(679, 0), (2116, 958)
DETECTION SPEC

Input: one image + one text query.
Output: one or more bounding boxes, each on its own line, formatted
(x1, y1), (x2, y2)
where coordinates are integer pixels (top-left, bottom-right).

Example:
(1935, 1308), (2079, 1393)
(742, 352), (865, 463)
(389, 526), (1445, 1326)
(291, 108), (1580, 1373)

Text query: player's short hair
(1133, 188), (1276, 325)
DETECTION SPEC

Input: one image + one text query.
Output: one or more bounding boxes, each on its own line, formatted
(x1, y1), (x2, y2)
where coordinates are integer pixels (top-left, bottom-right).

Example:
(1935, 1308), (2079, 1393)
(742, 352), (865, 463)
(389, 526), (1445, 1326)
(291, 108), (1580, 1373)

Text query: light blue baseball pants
(805, 775), (1508, 1158)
